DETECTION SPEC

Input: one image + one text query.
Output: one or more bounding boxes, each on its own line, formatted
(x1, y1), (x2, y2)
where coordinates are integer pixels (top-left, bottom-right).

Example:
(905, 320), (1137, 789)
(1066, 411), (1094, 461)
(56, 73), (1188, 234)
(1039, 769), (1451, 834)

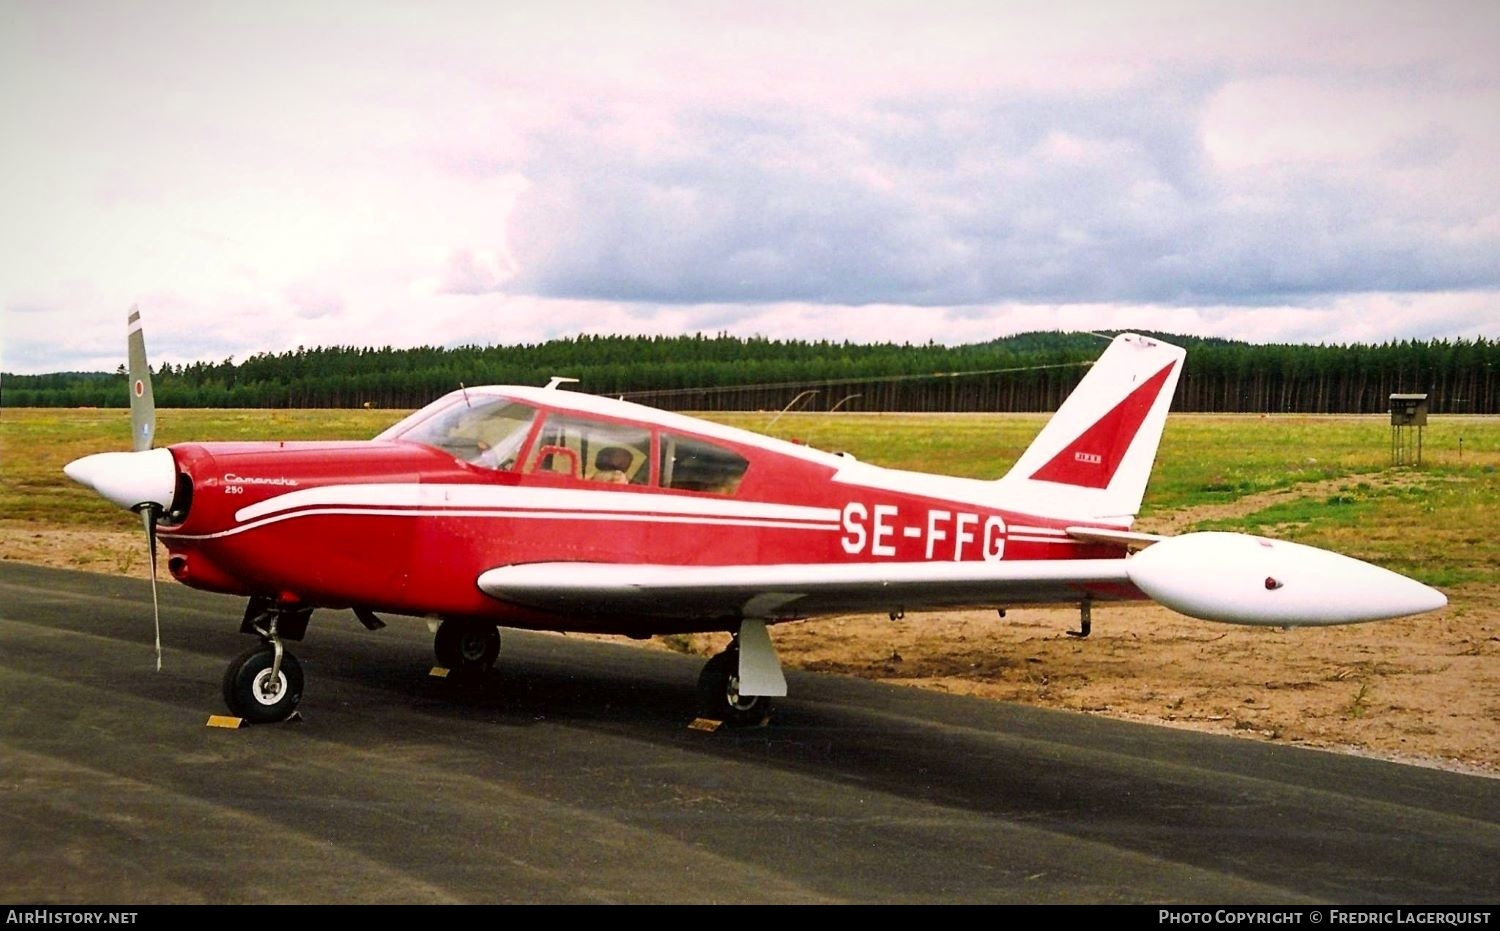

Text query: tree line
(3, 331), (1496, 414)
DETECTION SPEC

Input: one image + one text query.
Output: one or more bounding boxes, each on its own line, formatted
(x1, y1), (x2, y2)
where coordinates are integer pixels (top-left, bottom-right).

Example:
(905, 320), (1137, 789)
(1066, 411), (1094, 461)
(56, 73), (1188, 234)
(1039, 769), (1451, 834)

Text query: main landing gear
(697, 645), (769, 726)
(696, 620), (787, 727)
(433, 618), (501, 676)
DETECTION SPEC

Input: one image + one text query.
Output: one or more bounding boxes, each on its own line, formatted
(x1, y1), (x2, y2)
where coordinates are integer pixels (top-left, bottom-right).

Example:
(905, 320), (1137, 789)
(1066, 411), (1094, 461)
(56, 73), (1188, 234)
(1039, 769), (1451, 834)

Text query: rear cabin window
(527, 413), (651, 486)
(660, 434), (748, 495)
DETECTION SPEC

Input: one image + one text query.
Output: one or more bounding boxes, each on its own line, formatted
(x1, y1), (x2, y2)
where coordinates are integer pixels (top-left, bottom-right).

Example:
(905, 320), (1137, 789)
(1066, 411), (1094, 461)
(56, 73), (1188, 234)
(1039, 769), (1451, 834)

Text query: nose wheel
(222, 644), (304, 723)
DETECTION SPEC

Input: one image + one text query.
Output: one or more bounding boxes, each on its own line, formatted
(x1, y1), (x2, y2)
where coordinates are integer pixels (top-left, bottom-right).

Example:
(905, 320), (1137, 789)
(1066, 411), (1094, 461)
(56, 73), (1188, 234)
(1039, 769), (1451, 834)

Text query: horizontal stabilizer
(1065, 526), (1166, 549)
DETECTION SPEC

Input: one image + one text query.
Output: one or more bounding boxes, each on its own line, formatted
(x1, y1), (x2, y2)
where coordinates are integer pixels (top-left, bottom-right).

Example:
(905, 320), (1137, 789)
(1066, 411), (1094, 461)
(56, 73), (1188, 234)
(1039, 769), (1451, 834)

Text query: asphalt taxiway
(1, 562), (1496, 904)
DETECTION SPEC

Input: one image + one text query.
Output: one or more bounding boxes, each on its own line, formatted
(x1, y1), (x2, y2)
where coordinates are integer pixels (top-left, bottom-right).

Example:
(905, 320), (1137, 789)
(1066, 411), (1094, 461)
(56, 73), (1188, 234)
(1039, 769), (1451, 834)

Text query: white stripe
(161, 506), (840, 542)
(1008, 525), (1069, 537)
(235, 483), (839, 525)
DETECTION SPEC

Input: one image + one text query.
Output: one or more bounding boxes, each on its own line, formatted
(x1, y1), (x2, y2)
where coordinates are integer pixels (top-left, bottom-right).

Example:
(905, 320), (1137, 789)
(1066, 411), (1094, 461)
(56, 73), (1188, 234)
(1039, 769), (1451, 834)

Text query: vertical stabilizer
(991, 333), (1184, 524)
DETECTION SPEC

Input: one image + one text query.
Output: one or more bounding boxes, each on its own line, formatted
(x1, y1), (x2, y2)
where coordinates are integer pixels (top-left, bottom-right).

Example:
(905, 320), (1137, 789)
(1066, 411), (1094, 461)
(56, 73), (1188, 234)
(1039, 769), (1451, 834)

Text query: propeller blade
(128, 306), (163, 670)
(140, 507), (162, 672)
(127, 305), (156, 452)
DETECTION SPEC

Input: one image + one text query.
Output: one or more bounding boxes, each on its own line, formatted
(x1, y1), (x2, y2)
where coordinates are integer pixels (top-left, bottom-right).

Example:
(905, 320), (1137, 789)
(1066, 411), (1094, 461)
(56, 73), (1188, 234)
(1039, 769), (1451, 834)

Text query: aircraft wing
(476, 559), (1133, 621)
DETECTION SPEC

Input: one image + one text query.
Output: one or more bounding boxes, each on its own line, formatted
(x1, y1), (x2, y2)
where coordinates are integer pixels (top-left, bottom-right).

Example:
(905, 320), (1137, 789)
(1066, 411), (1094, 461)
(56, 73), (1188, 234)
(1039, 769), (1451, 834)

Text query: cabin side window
(526, 413), (651, 485)
(659, 434), (749, 495)
(395, 397), (538, 470)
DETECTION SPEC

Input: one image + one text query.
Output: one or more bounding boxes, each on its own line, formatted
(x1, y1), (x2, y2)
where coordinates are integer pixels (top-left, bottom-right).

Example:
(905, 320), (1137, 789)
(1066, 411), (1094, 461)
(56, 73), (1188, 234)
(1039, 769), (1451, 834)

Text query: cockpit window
(660, 434), (748, 495)
(394, 397), (538, 470)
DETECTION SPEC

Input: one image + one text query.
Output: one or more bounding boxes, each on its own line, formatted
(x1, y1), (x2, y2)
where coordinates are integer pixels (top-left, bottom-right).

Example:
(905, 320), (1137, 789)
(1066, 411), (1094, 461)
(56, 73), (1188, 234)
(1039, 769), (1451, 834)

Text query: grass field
(3, 407), (1496, 587)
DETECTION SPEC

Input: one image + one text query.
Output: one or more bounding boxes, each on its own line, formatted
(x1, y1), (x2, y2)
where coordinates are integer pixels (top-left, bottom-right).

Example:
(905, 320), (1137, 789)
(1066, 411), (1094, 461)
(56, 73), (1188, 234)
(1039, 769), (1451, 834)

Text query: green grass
(5, 407), (1497, 587)
(0, 408), (402, 529)
(1148, 414), (1499, 511)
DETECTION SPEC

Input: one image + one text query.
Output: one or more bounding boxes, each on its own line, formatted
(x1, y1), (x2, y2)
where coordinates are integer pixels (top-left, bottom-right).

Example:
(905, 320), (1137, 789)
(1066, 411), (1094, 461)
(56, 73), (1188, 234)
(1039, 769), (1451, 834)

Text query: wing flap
(477, 559), (1133, 620)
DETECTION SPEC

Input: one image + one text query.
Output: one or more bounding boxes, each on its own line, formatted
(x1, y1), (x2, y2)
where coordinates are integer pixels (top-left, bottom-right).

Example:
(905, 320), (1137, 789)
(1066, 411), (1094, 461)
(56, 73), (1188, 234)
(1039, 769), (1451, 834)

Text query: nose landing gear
(222, 599), (311, 723)
(222, 643), (304, 724)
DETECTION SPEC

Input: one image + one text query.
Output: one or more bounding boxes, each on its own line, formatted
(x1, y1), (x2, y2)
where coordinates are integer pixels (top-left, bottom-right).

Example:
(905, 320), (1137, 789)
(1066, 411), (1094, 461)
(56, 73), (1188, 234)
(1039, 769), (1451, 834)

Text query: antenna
(460, 382), (471, 408)
(828, 393), (863, 413)
(766, 389), (818, 429)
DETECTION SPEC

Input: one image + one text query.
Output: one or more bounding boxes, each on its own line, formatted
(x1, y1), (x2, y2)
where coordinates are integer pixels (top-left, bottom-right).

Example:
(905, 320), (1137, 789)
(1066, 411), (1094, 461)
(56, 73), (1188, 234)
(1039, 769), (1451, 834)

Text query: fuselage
(153, 386), (1134, 633)
(60, 320), (1449, 726)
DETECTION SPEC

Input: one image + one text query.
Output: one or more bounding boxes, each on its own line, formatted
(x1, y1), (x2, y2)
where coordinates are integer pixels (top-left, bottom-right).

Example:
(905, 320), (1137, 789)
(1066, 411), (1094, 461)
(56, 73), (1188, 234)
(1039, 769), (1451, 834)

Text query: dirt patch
(0, 524), (147, 577)
(3, 508), (1494, 778)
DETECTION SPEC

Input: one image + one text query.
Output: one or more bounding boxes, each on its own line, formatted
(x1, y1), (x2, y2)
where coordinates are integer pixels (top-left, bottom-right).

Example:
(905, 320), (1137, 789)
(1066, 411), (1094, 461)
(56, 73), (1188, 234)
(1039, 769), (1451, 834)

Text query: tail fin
(991, 333), (1184, 524)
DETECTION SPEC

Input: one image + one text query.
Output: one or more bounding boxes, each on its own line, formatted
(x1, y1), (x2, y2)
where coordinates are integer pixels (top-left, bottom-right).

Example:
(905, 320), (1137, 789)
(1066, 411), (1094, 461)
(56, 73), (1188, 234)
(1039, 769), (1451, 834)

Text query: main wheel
(697, 649), (771, 726)
(222, 645), (304, 724)
(434, 619), (501, 675)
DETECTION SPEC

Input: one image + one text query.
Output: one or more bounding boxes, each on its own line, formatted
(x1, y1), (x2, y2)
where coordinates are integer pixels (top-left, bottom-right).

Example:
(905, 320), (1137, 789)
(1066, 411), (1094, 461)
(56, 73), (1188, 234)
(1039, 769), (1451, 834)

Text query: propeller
(62, 307), (179, 670)
(128, 305), (164, 671)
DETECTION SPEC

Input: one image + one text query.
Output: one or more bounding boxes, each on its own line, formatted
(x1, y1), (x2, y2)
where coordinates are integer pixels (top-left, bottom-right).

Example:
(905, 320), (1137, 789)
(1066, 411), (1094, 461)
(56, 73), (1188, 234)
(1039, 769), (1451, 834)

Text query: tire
(222, 645), (304, 724)
(697, 649), (771, 726)
(434, 620), (501, 674)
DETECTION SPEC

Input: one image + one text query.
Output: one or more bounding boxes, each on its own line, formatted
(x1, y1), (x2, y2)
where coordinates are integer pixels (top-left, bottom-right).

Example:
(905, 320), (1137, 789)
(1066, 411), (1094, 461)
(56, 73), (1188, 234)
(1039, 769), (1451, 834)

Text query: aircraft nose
(64, 448), (177, 512)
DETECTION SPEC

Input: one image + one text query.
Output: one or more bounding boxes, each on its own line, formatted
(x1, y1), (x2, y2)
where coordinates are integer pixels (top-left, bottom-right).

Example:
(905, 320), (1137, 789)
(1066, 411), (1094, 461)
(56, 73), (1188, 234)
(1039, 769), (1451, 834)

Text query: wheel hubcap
(726, 674), (758, 711)
(251, 668), (286, 706)
(460, 635), (487, 661)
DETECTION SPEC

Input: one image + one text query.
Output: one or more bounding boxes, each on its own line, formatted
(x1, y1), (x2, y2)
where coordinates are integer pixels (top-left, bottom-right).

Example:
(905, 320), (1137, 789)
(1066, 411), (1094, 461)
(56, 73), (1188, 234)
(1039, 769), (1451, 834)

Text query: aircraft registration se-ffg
(65, 309), (1446, 725)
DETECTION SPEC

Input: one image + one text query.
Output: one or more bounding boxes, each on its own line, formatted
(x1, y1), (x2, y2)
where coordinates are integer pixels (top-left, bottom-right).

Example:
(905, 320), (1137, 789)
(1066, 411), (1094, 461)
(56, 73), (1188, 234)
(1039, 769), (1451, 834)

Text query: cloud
(498, 53), (1499, 308)
(436, 249), (514, 296)
(1, 1), (1497, 375)
(285, 282), (345, 320)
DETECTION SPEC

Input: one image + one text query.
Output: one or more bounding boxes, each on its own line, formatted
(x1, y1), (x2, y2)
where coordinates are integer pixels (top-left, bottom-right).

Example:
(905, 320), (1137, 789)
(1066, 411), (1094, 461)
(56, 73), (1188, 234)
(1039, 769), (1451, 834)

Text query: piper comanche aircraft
(65, 310), (1447, 724)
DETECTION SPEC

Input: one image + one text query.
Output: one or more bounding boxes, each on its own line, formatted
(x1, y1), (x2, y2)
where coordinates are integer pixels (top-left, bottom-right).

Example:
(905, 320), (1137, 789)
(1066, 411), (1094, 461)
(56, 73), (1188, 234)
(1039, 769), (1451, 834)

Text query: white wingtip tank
(1127, 532), (1447, 625)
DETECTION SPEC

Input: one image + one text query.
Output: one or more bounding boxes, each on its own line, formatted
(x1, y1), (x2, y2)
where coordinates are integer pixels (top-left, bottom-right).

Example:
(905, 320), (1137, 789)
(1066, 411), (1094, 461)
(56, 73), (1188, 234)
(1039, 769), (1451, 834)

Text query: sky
(2, 0), (1498, 375)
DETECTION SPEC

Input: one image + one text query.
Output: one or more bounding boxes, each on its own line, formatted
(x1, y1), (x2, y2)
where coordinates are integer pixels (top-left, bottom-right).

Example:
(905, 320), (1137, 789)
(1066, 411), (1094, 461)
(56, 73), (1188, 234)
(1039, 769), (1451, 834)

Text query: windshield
(394, 397), (537, 470)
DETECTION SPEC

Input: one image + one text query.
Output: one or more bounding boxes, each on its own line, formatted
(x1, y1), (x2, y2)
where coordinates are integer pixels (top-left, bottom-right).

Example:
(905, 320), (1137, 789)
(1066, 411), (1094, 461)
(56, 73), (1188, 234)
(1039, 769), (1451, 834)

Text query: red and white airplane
(66, 309), (1447, 724)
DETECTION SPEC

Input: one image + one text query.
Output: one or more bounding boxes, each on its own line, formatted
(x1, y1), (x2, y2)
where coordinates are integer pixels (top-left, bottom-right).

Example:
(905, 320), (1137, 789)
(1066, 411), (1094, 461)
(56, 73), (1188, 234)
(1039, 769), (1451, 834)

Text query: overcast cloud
(2, 0), (1497, 374)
